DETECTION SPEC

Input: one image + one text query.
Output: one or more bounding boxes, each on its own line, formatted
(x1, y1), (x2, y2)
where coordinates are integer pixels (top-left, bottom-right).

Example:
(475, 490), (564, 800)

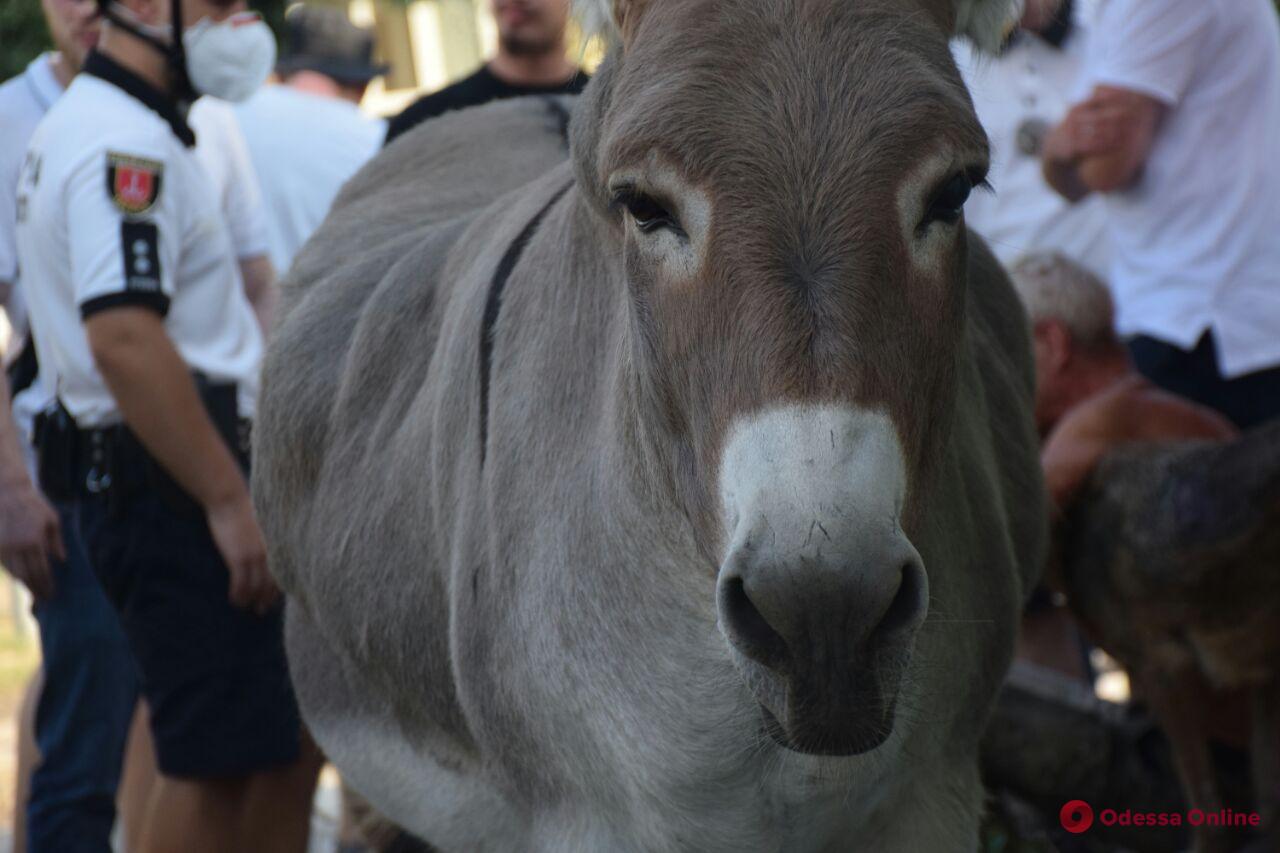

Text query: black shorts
(1128, 332), (1280, 430)
(75, 488), (301, 779)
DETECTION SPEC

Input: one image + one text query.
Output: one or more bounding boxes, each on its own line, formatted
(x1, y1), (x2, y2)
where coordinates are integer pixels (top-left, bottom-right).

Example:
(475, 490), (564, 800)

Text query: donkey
(253, 0), (1044, 850)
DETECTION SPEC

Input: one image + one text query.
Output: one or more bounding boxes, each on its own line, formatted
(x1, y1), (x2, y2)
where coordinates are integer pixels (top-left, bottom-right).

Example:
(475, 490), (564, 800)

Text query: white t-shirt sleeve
(1085, 0), (1213, 106)
(0, 137), (23, 285)
(67, 144), (178, 318)
(191, 98), (270, 261)
(218, 130), (269, 262)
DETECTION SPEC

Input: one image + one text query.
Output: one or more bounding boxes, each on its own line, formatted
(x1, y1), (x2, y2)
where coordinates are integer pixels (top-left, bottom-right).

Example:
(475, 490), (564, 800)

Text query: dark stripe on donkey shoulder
(541, 95), (573, 148)
(478, 180), (574, 467)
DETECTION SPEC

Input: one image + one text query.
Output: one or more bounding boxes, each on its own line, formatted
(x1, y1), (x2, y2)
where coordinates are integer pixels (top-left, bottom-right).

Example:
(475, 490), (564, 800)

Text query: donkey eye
(612, 187), (682, 235)
(921, 169), (985, 229)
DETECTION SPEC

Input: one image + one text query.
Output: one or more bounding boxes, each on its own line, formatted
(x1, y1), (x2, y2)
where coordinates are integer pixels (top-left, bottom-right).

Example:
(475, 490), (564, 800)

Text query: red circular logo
(1060, 800), (1094, 833)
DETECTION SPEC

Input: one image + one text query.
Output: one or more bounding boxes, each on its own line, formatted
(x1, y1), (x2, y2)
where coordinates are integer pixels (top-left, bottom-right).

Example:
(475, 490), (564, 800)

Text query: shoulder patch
(106, 152), (163, 215)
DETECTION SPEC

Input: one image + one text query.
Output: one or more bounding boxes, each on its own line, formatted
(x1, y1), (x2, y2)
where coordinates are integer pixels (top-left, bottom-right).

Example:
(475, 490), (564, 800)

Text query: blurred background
(1, 0), (604, 116)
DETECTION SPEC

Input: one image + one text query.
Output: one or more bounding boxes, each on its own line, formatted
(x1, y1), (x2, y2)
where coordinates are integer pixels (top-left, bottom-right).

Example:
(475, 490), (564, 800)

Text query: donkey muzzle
(715, 404), (928, 755)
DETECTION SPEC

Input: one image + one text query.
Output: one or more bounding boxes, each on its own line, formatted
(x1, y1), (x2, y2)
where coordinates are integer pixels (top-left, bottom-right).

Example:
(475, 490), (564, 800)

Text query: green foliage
(0, 1), (53, 81)
(255, 0), (287, 49)
(0, 0), (289, 83)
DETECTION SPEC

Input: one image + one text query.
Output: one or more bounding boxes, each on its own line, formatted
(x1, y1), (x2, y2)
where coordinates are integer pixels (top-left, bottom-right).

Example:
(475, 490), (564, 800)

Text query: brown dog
(1059, 418), (1280, 853)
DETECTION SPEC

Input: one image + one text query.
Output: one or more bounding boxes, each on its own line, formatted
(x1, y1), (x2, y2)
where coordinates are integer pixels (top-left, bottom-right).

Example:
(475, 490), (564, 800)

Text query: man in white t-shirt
(234, 5), (387, 275)
(955, 0), (1111, 278)
(1042, 0), (1280, 429)
(190, 97), (277, 332)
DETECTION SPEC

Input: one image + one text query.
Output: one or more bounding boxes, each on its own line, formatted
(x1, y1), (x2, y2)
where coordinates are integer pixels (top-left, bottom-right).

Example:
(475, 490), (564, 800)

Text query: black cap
(275, 5), (389, 86)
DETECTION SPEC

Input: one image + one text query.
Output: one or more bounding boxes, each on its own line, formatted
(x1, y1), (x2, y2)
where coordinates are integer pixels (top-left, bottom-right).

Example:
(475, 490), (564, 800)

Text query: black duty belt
(33, 378), (248, 517)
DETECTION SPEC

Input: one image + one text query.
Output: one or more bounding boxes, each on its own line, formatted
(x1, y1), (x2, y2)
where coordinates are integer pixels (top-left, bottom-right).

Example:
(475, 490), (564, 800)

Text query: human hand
(1046, 94), (1139, 162)
(0, 477), (65, 600)
(206, 489), (279, 614)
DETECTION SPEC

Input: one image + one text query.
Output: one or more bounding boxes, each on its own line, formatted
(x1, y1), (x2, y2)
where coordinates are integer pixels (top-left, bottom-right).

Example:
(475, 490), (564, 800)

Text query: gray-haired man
(1007, 252), (1235, 680)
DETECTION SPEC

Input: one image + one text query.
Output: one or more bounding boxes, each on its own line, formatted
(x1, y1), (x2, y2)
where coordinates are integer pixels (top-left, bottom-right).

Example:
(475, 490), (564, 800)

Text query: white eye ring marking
(897, 149), (988, 270)
(608, 156), (712, 284)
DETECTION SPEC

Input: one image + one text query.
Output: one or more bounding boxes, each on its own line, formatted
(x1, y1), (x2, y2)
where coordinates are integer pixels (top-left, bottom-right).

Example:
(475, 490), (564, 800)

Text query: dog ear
(921, 0), (1022, 52)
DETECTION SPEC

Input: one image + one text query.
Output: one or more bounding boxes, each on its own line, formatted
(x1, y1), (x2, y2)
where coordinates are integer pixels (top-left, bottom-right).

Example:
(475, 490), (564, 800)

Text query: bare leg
(12, 670), (42, 853)
(120, 701), (157, 853)
(139, 776), (249, 853)
(239, 733), (325, 853)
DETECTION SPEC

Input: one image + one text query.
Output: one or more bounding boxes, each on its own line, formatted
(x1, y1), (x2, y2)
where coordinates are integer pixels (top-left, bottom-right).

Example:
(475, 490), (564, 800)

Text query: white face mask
(182, 12), (276, 102)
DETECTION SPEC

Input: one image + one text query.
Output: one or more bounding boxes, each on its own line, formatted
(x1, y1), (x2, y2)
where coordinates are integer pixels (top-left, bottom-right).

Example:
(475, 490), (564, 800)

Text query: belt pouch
(33, 407), (78, 503)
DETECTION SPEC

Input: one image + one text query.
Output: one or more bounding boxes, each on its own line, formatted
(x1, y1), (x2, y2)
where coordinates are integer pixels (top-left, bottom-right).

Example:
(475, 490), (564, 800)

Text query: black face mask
(98, 0), (197, 103)
(1001, 0), (1075, 53)
(1038, 0), (1075, 49)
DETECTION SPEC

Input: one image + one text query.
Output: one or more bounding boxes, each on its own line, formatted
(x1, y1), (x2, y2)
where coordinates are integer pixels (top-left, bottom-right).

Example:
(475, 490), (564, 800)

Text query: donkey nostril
(720, 576), (789, 671)
(875, 560), (925, 638)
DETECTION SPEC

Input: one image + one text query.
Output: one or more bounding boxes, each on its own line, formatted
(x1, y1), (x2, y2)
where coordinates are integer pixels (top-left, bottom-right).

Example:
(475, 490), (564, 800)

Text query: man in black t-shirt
(385, 0), (589, 144)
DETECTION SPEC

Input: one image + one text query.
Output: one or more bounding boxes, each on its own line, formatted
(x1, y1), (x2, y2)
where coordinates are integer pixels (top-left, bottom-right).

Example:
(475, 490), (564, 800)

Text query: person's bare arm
(1044, 86), (1165, 200)
(1075, 87), (1163, 192)
(1122, 389), (1239, 443)
(1042, 110), (1098, 203)
(1043, 383), (1238, 513)
(1042, 420), (1110, 514)
(0, 362), (63, 600)
(238, 254), (277, 336)
(85, 307), (276, 611)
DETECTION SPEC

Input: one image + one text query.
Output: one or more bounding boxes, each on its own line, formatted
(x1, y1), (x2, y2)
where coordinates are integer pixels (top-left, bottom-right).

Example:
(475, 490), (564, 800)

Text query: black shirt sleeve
(385, 90), (458, 144)
(384, 68), (592, 147)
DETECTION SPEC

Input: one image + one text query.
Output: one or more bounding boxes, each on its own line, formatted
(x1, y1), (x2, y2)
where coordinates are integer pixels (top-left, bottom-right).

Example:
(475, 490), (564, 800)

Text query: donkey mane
(573, 0), (1021, 52)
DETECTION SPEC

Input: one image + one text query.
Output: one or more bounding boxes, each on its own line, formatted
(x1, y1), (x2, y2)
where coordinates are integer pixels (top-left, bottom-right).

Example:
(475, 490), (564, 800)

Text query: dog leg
(1141, 665), (1232, 853)
(1252, 681), (1280, 851)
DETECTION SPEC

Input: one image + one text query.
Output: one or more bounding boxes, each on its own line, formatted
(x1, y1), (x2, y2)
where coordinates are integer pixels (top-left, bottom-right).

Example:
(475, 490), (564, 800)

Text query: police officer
(15, 0), (318, 850)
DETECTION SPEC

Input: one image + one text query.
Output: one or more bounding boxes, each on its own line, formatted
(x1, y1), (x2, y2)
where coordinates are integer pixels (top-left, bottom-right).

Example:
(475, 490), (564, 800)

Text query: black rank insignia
(121, 221), (161, 292)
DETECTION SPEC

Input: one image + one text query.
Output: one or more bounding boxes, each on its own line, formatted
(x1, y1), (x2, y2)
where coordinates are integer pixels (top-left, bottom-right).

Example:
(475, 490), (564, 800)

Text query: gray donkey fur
(254, 1), (1043, 850)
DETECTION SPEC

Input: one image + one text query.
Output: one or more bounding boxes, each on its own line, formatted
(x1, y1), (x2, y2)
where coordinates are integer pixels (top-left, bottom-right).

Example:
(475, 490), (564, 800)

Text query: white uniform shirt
(3, 58), (270, 445)
(955, 1), (1112, 278)
(1080, 0), (1280, 378)
(2, 55), (65, 471)
(15, 54), (263, 428)
(190, 97), (270, 262)
(233, 84), (385, 273)
(0, 53), (62, 362)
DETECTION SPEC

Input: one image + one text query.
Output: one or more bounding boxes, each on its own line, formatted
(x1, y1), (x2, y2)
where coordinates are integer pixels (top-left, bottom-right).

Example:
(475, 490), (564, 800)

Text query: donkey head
(572, 0), (1008, 755)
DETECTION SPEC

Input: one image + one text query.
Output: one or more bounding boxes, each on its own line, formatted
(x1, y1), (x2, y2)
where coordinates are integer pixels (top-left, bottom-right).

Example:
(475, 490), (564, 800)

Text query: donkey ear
(611, 0), (649, 42)
(575, 0), (649, 46)
(922, 0), (1022, 52)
